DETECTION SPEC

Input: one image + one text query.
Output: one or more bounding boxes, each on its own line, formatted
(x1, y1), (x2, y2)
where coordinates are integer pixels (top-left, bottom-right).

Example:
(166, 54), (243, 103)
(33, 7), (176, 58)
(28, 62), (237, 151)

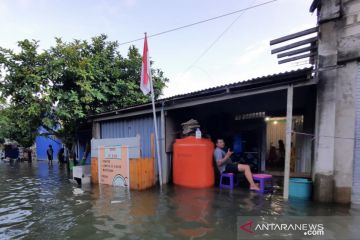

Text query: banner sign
(98, 145), (130, 188)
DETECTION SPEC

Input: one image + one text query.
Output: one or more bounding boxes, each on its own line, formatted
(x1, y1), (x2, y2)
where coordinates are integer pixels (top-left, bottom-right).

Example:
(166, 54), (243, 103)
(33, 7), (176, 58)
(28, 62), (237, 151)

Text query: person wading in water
(47, 145), (54, 166)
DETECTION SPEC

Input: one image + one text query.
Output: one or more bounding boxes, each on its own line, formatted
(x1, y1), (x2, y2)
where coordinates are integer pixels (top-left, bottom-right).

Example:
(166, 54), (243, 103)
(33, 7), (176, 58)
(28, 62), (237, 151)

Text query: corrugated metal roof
(161, 67), (312, 100)
(90, 67), (313, 119)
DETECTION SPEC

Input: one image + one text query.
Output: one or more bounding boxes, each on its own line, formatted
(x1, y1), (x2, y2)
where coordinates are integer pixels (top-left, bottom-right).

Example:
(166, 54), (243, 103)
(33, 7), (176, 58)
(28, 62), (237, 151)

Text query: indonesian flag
(140, 34), (151, 95)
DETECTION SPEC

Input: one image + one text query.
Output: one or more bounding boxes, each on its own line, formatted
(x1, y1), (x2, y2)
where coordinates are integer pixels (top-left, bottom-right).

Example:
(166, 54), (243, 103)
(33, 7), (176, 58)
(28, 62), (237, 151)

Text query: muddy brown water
(0, 160), (358, 240)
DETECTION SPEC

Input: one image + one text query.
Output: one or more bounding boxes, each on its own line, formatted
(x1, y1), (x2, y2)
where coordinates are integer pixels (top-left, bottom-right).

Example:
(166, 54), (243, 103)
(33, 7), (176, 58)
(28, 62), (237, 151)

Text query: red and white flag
(140, 33), (163, 186)
(140, 33), (151, 95)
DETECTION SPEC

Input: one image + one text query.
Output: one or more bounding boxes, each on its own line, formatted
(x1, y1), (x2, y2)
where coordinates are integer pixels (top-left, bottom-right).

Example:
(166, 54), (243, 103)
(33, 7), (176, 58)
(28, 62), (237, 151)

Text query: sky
(0, 0), (317, 98)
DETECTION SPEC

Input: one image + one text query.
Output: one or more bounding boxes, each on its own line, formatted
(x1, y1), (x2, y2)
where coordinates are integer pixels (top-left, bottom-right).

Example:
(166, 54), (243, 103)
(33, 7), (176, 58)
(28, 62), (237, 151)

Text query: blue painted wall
(36, 127), (62, 161)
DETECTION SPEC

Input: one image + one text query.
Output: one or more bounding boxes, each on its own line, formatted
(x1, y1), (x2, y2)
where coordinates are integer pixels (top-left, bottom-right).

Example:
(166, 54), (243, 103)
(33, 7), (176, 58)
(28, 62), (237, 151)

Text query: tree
(0, 35), (168, 150)
(0, 105), (39, 147)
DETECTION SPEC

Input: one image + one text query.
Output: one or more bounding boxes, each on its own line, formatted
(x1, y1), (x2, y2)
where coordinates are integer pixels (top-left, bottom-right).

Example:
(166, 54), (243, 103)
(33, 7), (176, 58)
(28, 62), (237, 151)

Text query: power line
(118, 0), (278, 46)
(182, 3), (249, 77)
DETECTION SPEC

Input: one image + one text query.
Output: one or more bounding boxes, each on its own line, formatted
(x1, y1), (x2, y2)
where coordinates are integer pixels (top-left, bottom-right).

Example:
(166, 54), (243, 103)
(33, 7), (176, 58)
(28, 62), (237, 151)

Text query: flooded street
(0, 160), (358, 240)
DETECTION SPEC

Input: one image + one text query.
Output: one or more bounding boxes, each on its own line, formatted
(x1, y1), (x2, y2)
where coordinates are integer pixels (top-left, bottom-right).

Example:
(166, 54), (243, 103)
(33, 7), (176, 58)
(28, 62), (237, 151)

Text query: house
(88, 68), (315, 193)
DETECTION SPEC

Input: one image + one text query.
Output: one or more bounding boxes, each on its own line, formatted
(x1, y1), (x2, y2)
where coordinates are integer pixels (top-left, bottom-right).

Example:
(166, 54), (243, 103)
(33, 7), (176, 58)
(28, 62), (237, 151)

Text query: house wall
(100, 115), (160, 158)
(98, 115), (165, 183)
(352, 63), (360, 205)
(314, 0), (360, 204)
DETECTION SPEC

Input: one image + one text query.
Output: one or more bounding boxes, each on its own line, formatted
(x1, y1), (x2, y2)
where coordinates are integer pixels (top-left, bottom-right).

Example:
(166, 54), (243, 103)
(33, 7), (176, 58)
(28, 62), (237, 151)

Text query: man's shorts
(224, 163), (238, 174)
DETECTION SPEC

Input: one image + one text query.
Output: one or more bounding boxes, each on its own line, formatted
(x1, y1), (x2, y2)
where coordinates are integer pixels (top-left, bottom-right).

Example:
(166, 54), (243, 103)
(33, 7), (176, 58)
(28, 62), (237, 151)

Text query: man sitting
(214, 138), (260, 191)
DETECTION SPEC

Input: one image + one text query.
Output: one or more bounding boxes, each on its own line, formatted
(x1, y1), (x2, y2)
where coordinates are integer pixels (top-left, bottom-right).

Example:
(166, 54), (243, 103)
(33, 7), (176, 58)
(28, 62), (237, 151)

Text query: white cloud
(162, 39), (290, 98)
(95, 0), (137, 16)
(235, 40), (269, 65)
(17, 0), (33, 8)
(162, 66), (218, 98)
(162, 41), (312, 99)
(123, 0), (137, 7)
(0, 1), (9, 15)
(289, 23), (317, 34)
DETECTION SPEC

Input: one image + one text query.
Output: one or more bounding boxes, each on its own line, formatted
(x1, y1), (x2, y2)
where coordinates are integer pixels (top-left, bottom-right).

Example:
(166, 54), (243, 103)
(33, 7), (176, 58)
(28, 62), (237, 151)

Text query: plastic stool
(220, 173), (239, 189)
(252, 174), (273, 193)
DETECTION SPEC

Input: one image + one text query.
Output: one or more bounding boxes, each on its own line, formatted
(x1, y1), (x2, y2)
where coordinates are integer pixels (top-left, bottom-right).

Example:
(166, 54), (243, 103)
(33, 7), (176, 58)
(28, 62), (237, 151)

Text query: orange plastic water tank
(173, 136), (214, 188)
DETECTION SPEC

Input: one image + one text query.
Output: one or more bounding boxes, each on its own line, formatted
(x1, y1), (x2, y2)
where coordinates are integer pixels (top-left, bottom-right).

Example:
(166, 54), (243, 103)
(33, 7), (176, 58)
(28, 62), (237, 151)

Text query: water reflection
(171, 187), (214, 238)
(0, 161), (357, 239)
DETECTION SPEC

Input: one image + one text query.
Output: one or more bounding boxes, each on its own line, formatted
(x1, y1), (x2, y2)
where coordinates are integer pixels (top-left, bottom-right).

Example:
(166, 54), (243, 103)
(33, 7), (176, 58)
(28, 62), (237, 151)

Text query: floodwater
(0, 160), (358, 240)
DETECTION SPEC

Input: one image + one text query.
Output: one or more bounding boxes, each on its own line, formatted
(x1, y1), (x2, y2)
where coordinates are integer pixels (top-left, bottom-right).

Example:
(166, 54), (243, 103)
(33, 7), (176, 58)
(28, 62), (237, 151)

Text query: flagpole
(145, 33), (163, 187)
(150, 70), (163, 187)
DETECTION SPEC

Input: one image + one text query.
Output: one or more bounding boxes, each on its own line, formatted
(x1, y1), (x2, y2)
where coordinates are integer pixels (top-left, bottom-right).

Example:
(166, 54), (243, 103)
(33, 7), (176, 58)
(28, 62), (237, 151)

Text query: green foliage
(0, 106), (39, 147)
(0, 35), (168, 147)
